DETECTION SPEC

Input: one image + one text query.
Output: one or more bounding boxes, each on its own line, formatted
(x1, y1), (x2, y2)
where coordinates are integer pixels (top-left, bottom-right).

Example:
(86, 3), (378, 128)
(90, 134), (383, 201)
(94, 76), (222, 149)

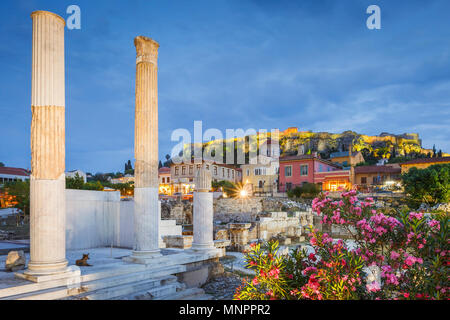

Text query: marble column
(26, 11), (67, 275)
(131, 36), (161, 259)
(192, 167), (214, 250)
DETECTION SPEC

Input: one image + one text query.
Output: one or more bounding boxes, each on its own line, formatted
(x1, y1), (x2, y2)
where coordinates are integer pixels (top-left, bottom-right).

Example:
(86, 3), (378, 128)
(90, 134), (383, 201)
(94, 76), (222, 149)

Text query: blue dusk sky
(0, 0), (449, 173)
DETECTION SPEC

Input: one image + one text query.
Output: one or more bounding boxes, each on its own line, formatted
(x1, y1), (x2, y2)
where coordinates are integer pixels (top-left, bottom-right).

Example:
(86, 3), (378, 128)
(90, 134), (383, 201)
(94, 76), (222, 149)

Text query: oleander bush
(234, 190), (449, 300)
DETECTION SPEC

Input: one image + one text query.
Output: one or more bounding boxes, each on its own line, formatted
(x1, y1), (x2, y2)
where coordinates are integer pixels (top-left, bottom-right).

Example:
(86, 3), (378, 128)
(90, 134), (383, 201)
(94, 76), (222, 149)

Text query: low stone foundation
(163, 235), (193, 249)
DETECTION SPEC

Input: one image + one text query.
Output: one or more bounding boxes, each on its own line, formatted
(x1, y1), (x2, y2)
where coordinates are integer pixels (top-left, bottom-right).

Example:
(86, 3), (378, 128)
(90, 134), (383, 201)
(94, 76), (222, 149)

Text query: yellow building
(400, 157), (450, 173)
(158, 167), (172, 195)
(241, 155), (279, 196)
(329, 151), (365, 167)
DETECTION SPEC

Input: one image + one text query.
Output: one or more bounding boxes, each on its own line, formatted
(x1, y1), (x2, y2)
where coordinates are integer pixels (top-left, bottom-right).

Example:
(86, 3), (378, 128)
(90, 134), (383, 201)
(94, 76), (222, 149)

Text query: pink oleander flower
(366, 281), (381, 292)
(390, 251), (400, 260)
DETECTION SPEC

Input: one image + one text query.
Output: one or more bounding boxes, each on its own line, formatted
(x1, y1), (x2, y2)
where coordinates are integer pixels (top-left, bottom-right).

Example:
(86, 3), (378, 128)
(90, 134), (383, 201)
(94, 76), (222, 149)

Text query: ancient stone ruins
(0, 10), (226, 300)
(0, 10), (318, 300)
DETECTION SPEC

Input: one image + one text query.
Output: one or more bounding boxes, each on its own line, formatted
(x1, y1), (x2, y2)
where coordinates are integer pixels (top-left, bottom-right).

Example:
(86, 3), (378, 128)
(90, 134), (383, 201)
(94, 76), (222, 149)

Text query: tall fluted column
(26, 11), (67, 275)
(131, 36), (160, 259)
(192, 167), (214, 250)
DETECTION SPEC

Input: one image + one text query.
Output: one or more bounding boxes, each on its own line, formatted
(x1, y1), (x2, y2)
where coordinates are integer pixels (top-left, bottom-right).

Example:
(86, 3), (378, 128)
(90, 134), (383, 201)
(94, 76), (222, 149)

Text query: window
(247, 169), (250, 176)
(196, 164), (201, 170)
(285, 165), (292, 177)
(232, 170), (234, 178)
(189, 165), (193, 175)
(167, 177), (170, 183)
(213, 166), (217, 175)
(162, 177), (165, 183)
(222, 168), (225, 177)
(300, 164), (308, 176)
(175, 167), (179, 176)
(227, 169), (230, 178)
(182, 166), (186, 175)
(361, 177), (367, 184)
(319, 164), (323, 172)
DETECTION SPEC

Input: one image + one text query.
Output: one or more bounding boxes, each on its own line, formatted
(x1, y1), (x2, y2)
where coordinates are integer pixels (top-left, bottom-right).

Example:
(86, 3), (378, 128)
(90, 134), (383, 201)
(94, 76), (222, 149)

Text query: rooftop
(279, 154), (341, 168)
(400, 157), (450, 166)
(354, 165), (401, 174)
(0, 167), (30, 177)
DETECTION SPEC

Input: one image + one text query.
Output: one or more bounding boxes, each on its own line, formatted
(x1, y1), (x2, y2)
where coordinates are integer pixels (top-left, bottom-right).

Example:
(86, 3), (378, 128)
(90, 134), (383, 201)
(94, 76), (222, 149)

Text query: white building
(0, 167), (30, 185)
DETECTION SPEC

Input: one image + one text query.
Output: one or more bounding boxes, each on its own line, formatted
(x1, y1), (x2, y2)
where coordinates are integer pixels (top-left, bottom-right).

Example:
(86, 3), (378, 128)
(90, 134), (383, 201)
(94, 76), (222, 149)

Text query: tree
(4, 180), (30, 215)
(158, 160), (163, 169)
(401, 163), (450, 207)
(432, 144), (437, 157)
(0, 162), (4, 167)
(66, 173), (84, 189)
(438, 150), (443, 158)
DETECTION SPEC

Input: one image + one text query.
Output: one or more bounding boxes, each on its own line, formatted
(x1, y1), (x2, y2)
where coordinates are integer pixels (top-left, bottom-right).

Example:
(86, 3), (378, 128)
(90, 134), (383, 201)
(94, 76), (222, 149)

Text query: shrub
(235, 191), (449, 300)
(401, 163), (450, 208)
(287, 183), (321, 199)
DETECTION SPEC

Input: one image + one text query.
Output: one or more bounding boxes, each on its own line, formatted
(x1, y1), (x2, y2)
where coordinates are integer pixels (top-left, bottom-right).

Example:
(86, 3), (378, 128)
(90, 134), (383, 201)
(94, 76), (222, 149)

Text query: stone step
(0, 264), (185, 300)
(161, 220), (177, 226)
(117, 281), (184, 300)
(75, 272), (179, 299)
(73, 276), (180, 300)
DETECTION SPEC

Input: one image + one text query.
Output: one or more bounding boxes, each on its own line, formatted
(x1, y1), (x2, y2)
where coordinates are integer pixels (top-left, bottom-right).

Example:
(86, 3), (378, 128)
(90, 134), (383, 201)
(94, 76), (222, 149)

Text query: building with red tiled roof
(0, 167), (30, 185)
(400, 157), (450, 173)
(278, 154), (349, 192)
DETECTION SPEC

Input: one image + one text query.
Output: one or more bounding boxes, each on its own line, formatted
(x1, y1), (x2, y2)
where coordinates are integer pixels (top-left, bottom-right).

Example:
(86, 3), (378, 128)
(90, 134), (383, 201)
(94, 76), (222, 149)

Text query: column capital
(134, 36), (159, 65)
(31, 10), (66, 26)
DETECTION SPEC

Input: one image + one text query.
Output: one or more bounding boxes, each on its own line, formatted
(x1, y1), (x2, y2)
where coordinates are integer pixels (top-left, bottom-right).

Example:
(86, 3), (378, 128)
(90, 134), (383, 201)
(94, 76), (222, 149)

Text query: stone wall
(214, 210), (315, 252)
(161, 200), (192, 224)
(66, 190), (181, 250)
(213, 197), (311, 224)
(66, 189), (120, 250)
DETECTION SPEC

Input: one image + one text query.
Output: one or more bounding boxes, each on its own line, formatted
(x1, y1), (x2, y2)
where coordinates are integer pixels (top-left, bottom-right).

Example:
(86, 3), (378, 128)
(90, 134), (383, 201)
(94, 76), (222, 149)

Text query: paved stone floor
(202, 271), (243, 300)
(0, 240), (29, 255)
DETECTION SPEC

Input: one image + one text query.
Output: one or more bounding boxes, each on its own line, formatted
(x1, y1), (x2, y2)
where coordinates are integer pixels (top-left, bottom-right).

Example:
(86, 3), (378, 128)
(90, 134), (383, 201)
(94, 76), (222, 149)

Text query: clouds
(0, 0), (449, 172)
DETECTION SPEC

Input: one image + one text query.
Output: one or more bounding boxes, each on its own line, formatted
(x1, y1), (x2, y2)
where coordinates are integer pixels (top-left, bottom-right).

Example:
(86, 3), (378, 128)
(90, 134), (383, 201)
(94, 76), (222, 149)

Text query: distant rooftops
(158, 167), (170, 174)
(0, 167), (30, 177)
(279, 154), (341, 168)
(400, 157), (450, 166)
(354, 165), (401, 174)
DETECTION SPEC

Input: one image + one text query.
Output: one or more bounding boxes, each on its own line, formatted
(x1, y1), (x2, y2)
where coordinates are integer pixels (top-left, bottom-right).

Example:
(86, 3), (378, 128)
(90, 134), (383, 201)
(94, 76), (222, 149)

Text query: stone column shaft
(192, 192), (214, 249)
(132, 36), (160, 258)
(192, 167), (214, 250)
(27, 11), (67, 275)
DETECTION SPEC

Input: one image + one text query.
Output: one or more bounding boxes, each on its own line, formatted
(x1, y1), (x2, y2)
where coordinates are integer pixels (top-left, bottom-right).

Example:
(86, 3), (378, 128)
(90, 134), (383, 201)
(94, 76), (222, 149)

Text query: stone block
(5, 250), (26, 272)
(163, 235), (193, 249)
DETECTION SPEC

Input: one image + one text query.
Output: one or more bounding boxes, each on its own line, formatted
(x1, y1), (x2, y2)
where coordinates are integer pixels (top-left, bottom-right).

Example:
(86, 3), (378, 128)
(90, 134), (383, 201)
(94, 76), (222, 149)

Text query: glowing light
(240, 189), (247, 197)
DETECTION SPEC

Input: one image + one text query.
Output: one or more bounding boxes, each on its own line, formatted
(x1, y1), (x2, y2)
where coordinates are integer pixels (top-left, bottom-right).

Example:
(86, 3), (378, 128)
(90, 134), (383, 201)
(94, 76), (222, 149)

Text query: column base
(122, 249), (162, 264)
(15, 265), (80, 283)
